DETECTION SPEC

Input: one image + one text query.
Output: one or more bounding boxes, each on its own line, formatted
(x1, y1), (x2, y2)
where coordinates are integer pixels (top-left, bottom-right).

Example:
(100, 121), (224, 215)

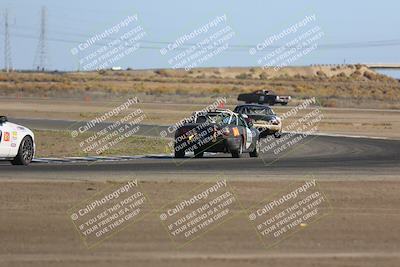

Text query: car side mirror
(0, 116), (7, 124)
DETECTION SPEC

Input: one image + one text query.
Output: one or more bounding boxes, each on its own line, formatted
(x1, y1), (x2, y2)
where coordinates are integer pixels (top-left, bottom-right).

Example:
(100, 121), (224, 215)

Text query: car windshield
(247, 107), (275, 116)
(255, 90), (273, 95)
(195, 112), (231, 124)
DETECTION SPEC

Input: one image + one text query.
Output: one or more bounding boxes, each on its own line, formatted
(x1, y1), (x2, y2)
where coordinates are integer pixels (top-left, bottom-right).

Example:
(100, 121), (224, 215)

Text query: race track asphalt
(1, 133), (399, 181)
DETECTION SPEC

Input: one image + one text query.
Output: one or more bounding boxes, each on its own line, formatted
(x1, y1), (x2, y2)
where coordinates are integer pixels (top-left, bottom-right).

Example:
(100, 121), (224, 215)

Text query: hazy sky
(1, 0), (400, 71)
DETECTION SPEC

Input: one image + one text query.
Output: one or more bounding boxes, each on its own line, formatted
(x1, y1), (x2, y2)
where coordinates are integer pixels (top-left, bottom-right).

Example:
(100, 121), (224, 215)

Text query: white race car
(0, 116), (35, 165)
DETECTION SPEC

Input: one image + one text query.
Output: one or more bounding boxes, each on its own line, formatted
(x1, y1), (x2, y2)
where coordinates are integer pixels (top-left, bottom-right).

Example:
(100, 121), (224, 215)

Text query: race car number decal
(4, 132), (10, 142)
(232, 127), (240, 137)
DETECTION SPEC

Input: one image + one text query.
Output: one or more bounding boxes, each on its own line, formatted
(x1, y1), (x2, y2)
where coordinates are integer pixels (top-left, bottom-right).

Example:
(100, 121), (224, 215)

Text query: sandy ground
(1, 95), (399, 267)
(1, 97), (400, 139)
(1, 178), (399, 267)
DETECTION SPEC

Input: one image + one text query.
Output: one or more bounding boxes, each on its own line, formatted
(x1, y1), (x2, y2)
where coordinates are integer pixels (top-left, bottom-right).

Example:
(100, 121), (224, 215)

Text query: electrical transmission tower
(3, 9), (12, 72)
(33, 6), (48, 71)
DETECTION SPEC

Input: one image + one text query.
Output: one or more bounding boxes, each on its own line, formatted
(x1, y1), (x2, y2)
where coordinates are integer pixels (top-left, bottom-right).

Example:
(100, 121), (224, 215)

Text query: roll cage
(191, 109), (249, 128)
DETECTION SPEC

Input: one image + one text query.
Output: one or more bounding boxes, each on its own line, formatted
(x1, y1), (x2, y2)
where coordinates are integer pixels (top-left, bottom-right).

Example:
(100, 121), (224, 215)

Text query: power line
(4, 19), (400, 51)
(3, 9), (12, 72)
(5, 28), (400, 53)
(33, 6), (48, 71)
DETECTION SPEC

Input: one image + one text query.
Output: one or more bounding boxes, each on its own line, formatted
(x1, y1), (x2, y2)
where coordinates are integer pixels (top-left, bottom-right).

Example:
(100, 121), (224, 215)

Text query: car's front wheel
(11, 136), (34, 166)
(249, 138), (260, 158)
(174, 150), (185, 158)
(174, 144), (185, 158)
(231, 139), (243, 158)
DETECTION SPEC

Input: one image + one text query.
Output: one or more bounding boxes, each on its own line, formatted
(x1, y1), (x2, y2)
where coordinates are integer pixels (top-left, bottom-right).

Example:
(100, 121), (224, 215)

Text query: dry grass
(33, 129), (169, 157)
(0, 65), (399, 108)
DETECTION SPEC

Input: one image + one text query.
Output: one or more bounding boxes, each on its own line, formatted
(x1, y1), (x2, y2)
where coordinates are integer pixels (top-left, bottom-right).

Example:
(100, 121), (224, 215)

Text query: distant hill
(0, 65), (399, 108)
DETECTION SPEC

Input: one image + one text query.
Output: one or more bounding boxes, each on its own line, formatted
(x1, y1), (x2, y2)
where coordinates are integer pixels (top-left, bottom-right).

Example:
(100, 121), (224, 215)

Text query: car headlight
(270, 117), (281, 125)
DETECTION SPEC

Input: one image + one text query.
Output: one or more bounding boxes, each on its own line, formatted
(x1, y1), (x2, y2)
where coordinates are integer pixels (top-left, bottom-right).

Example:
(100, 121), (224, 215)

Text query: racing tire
(194, 149), (204, 158)
(249, 139), (260, 158)
(11, 136), (34, 166)
(258, 128), (268, 139)
(174, 149), (185, 158)
(231, 139), (243, 158)
(274, 131), (282, 139)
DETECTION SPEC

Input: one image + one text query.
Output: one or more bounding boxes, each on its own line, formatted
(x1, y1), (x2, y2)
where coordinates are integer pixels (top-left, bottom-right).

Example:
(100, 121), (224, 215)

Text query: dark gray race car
(174, 109), (260, 158)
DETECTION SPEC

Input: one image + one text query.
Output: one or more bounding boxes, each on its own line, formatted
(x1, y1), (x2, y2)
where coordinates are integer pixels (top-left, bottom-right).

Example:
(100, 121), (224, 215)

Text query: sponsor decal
(11, 143), (16, 147)
(4, 132), (10, 142)
(232, 127), (240, 137)
(12, 131), (17, 141)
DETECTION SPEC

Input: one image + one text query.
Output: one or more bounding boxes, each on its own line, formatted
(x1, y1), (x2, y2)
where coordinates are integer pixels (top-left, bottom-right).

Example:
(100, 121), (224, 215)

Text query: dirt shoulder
(1, 179), (399, 267)
(2, 98), (399, 139)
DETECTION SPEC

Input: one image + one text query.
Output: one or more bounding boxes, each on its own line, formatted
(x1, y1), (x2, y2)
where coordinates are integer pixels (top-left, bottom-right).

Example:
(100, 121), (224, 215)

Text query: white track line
(287, 131), (393, 140)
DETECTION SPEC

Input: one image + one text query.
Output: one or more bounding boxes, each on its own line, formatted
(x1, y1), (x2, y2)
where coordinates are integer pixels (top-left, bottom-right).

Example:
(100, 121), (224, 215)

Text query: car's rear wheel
(11, 136), (34, 166)
(250, 138), (260, 158)
(194, 149), (204, 158)
(231, 138), (243, 158)
(258, 128), (268, 138)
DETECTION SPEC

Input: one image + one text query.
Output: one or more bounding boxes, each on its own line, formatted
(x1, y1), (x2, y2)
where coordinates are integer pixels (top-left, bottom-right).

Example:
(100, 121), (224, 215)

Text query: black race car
(174, 109), (260, 158)
(234, 104), (282, 138)
(238, 90), (291, 106)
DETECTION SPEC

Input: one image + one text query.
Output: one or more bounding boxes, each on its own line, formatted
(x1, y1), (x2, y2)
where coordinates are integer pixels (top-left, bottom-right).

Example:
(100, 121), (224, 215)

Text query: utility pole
(4, 9), (12, 72)
(33, 6), (48, 71)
